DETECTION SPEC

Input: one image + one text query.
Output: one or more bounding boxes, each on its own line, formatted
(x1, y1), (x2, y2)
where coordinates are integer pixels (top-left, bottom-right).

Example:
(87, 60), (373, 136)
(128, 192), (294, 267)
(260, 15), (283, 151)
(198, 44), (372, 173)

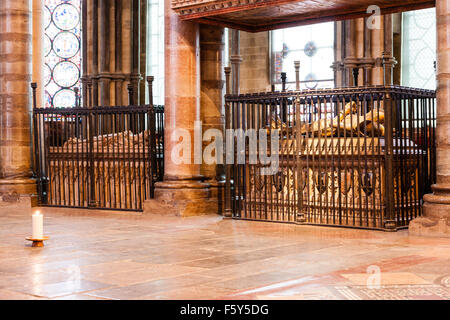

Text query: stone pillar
(81, 0), (88, 106)
(392, 13), (402, 85)
(139, 0), (147, 105)
(130, 0), (141, 105)
(200, 24), (225, 214)
(84, 0), (136, 107)
(98, 0), (111, 106)
(0, 0), (36, 205)
(382, 14), (396, 85)
(410, 0), (450, 237)
(144, 0), (213, 216)
(91, 0), (99, 106)
(333, 21), (343, 88)
(361, 17), (374, 86)
(32, 0), (44, 108)
(343, 20), (358, 87)
(371, 16), (385, 85)
(335, 18), (378, 87)
(114, 0), (123, 106)
(230, 30), (243, 94)
(239, 31), (270, 93)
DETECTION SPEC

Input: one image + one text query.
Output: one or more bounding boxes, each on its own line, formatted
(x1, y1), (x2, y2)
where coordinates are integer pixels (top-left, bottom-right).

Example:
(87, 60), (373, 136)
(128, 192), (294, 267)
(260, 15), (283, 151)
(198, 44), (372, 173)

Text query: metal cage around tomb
(225, 85), (436, 231)
(32, 104), (165, 212)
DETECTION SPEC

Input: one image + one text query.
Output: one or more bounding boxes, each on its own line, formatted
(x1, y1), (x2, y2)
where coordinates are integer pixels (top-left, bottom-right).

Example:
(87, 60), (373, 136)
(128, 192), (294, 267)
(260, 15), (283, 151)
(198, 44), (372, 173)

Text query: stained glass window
(44, 0), (82, 108)
(271, 22), (335, 90)
(401, 8), (436, 90)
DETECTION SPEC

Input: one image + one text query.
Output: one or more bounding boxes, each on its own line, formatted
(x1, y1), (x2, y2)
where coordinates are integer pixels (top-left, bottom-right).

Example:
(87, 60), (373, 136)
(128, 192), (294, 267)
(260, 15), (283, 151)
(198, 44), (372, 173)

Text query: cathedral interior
(0, 0), (448, 301)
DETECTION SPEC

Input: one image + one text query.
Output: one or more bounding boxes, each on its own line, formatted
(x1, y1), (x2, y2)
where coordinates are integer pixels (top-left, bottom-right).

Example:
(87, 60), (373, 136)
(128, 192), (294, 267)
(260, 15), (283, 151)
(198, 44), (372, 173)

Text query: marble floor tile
(212, 271), (303, 290)
(53, 294), (110, 300)
(0, 289), (49, 300)
(340, 272), (431, 286)
(0, 207), (448, 300)
(87, 274), (216, 300)
(137, 285), (236, 300)
(80, 261), (153, 276)
(82, 264), (206, 286)
(15, 279), (111, 299)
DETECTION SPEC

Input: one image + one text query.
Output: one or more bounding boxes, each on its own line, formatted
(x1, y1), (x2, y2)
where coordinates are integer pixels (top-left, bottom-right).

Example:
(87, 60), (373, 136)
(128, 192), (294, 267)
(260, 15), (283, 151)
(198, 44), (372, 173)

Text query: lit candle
(32, 211), (44, 240)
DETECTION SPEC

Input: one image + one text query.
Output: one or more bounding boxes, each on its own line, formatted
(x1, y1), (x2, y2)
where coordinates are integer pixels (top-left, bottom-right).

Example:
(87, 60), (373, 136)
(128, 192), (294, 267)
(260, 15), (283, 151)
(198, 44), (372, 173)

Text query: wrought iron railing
(225, 85), (436, 231)
(32, 105), (164, 211)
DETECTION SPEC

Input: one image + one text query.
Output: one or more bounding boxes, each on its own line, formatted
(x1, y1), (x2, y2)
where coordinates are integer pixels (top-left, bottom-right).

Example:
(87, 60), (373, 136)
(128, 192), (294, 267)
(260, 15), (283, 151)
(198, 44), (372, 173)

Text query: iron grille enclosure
(225, 85), (436, 231)
(33, 105), (165, 211)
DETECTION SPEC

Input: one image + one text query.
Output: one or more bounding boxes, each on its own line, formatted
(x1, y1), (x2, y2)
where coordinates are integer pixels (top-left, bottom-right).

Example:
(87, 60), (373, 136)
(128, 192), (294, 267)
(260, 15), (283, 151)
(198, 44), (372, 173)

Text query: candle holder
(26, 236), (49, 248)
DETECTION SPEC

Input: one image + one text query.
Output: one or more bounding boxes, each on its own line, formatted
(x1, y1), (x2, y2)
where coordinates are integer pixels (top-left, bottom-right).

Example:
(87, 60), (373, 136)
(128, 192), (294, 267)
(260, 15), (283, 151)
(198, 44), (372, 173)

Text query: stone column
(91, 0), (99, 106)
(371, 16), (385, 85)
(343, 20), (358, 87)
(410, 0), (450, 237)
(0, 0), (36, 205)
(81, 0), (88, 106)
(130, 0), (141, 105)
(333, 21), (343, 88)
(139, 0), (147, 105)
(84, 0), (135, 107)
(98, 0), (111, 106)
(114, 0), (123, 106)
(392, 13), (402, 85)
(239, 31), (270, 93)
(144, 0), (212, 216)
(32, 0), (44, 108)
(382, 14), (396, 85)
(361, 17), (374, 86)
(200, 24), (225, 214)
(230, 30), (243, 94)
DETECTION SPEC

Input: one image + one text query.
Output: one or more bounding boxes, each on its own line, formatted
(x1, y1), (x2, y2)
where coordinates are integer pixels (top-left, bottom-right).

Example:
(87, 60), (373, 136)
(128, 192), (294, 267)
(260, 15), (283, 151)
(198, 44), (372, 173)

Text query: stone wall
(0, 0), (36, 205)
(239, 31), (271, 93)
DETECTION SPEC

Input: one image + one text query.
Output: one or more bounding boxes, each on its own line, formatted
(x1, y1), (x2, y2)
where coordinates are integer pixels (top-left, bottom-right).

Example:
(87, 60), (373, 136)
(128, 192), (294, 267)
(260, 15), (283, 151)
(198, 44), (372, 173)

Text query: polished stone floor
(0, 207), (449, 300)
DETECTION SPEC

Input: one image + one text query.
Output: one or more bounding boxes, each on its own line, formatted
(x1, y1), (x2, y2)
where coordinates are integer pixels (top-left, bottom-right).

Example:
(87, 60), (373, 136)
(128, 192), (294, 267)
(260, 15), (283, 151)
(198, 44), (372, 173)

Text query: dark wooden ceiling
(172, 0), (436, 32)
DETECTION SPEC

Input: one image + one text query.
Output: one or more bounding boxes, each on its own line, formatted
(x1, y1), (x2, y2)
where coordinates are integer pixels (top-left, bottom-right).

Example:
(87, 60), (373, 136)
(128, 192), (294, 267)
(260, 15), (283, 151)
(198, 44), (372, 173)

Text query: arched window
(271, 22), (335, 90)
(44, 0), (82, 108)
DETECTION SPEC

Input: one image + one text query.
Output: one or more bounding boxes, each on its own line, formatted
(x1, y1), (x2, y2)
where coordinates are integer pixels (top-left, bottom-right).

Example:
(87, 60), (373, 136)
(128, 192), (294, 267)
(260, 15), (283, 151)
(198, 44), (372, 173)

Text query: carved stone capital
(343, 57), (360, 69)
(359, 57), (376, 69)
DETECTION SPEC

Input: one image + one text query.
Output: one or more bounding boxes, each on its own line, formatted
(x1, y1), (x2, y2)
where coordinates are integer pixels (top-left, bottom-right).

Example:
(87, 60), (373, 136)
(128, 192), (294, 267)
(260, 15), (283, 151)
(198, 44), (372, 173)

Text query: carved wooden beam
(171, 0), (435, 32)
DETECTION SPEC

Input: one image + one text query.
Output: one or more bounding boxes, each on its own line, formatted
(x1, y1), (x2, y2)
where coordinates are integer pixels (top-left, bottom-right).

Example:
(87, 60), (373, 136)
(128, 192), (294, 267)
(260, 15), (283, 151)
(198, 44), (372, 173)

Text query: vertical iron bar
(224, 67), (232, 218)
(384, 91), (396, 230)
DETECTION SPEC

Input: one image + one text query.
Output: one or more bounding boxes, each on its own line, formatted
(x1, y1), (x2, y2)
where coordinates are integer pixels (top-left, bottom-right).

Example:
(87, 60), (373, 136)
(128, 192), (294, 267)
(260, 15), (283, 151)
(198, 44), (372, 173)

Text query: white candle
(32, 212), (44, 240)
